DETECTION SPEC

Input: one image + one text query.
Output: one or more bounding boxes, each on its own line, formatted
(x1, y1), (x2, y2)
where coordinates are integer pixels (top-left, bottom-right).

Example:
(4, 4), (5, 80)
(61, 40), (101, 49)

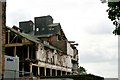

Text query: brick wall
(0, 1), (6, 79)
(0, 1), (2, 79)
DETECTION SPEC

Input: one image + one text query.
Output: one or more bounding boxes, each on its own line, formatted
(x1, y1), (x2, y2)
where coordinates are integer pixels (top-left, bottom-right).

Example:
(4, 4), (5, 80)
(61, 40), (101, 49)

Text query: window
(42, 28), (45, 31)
(51, 27), (54, 30)
(49, 28), (52, 30)
(49, 27), (54, 31)
(36, 28), (39, 31)
(58, 35), (61, 40)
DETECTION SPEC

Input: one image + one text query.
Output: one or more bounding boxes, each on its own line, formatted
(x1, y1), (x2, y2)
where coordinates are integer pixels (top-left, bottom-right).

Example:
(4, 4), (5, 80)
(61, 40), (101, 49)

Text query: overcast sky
(6, 0), (118, 78)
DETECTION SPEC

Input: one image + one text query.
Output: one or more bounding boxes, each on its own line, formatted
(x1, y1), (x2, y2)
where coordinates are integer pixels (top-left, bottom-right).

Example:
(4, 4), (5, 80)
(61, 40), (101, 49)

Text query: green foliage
(107, 2), (120, 35)
(78, 66), (87, 75)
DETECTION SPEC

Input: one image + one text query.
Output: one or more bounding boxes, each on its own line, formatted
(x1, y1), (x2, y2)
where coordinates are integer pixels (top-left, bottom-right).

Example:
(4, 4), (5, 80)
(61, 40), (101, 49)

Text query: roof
(48, 23), (60, 27)
(36, 34), (54, 37)
(6, 26), (63, 52)
(35, 15), (53, 21)
(6, 26), (41, 44)
(49, 23), (68, 41)
(44, 43), (63, 52)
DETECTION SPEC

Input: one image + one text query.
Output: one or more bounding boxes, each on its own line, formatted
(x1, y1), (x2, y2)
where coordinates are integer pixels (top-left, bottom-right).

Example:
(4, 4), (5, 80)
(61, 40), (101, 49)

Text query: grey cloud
(6, 9), (32, 27)
(80, 47), (118, 64)
(84, 21), (114, 35)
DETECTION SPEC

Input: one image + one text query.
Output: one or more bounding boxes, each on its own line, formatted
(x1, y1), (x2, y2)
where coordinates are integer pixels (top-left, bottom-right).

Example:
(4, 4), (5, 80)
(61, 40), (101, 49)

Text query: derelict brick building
(4, 15), (79, 78)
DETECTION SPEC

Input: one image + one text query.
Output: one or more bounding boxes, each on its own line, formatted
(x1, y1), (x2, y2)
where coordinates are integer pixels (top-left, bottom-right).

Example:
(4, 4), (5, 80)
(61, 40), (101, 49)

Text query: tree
(106, 1), (120, 35)
(78, 66), (87, 75)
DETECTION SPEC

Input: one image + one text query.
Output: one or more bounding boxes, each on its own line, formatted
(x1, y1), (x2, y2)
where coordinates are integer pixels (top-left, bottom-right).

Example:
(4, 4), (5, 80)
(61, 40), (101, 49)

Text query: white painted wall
(66, 56), (72, 68)
(67, 42), (73, 56)
(47, 50), (53, 63)
(56, 53), (61, 66)
(62, 55), (67, 67)
(36, 44), (73, 71)
(38, 61), (72, 72)
(52, 50), (57, 64)
(36, 44), (46, 62)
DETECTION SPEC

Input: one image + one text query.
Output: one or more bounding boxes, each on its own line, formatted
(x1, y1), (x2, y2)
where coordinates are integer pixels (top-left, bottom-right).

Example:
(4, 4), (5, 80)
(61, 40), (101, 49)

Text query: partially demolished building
(4, 15), (79, 78)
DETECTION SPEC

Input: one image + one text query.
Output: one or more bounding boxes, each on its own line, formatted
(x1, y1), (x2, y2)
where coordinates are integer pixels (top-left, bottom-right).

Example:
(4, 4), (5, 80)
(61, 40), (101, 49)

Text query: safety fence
(2, 69), (36, 80)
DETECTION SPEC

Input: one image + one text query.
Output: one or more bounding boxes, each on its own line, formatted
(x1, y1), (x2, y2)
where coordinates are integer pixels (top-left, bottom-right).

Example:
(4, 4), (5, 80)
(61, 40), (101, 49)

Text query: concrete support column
(44, 68), (46, 76)
(8, 31), (10, 44)
(38, 66), (40, 76)
(55, 70), (57, 76)
(27, 46), (29, 58)
(30, 63), (32, 76)
(14, 46), (16, 57)
(22, 63), (24, 76)
(61, 70), (62, 76)
(50, 69), (52, 76)
(65, 71), (67, 75)
(37, 66), (40, 79)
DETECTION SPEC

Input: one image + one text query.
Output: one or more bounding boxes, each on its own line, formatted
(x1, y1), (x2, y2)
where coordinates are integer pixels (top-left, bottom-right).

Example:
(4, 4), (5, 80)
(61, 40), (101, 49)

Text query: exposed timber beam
(5, 43), (23, 47)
